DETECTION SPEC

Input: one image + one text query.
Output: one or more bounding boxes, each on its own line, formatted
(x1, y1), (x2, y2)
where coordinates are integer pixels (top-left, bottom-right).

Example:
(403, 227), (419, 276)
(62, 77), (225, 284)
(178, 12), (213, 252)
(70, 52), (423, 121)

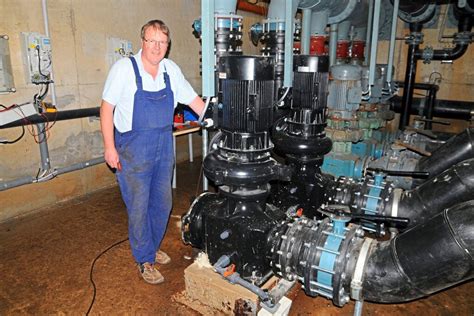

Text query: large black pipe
(415, 128), (474, 181)
(393, 159), (474, 228)
(362, 200), (474, 303)
(391, 96), (474, 120)
(0, 107), (100, 129)
(399, 23), (422, 130)
(395, 81), (439, 91)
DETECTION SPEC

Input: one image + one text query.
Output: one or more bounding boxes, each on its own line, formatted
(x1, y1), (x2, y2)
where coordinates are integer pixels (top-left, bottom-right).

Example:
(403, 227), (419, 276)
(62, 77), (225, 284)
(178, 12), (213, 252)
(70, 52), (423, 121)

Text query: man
(100, 20), (205, 284)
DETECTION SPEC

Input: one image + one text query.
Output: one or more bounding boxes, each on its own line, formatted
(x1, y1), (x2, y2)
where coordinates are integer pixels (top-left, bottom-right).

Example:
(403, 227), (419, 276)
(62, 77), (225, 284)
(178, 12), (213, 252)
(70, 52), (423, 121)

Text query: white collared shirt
(102, 49), (198, 132)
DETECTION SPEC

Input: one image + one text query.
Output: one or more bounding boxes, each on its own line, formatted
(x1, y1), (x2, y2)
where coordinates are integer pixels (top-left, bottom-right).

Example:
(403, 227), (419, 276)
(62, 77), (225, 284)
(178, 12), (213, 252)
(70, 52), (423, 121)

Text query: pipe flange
(405, 32), (424, 45)
(421, 46), (434, 64)
(457, 0), (474, 13)
(328, 0), (357, 25)
(453, 32), (473, 45)
(398, 4), (437, 24)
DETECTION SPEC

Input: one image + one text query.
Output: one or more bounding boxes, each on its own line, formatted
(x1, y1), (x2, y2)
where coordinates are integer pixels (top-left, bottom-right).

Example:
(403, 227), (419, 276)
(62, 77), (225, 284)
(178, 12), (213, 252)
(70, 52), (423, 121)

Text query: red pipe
(237, 0), (267, 16)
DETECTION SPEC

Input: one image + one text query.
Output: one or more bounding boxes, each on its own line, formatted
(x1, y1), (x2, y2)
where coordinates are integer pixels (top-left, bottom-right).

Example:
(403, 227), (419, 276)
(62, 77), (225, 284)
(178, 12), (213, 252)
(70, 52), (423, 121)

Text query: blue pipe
(201, 0), (215, 97)
(301, 8), (312, 54)
(215, 0), (237, 15)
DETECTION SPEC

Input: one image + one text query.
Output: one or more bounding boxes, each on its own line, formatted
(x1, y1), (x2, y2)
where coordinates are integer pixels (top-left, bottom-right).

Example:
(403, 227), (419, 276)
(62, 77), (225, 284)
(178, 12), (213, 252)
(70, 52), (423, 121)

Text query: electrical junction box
(0, 102), (37, 126)
(106, 37), (133, 66)
(0, 35), (15, 93)
(20, 32), (52, 84)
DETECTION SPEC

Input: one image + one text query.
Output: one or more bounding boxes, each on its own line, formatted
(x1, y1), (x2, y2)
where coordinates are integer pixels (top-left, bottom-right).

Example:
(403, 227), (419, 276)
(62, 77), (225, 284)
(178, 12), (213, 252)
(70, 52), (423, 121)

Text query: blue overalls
(115, 56), (174, 264)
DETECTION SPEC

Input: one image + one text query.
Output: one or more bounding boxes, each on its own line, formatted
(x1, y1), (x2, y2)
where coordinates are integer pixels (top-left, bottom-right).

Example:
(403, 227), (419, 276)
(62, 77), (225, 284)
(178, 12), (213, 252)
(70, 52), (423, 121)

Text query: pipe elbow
(361, 201), (474, 303)
(431, 44), (469, 61)
(397, 158), (474, 228)
(416, 129), (474, 180)
(415, 43), (469, 62)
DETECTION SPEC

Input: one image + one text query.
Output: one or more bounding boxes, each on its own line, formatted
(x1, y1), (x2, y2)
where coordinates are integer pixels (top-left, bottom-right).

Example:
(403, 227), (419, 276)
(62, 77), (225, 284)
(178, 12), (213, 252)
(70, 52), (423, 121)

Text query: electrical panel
(0, 35), (15, 93)
(20, 32), (52, 84)
(106, 37), (133, 66)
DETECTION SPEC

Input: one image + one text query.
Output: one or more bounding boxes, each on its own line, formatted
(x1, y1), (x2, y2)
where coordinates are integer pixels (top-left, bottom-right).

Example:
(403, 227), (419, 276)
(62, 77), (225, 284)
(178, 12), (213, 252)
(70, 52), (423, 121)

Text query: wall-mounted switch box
(21, 32), (52, 84)
(106, 37), (133, 66)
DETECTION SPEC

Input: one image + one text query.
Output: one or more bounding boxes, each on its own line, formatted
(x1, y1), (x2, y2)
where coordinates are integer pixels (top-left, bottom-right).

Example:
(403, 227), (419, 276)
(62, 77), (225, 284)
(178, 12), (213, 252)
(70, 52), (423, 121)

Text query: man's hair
(140, 20), (171, 43)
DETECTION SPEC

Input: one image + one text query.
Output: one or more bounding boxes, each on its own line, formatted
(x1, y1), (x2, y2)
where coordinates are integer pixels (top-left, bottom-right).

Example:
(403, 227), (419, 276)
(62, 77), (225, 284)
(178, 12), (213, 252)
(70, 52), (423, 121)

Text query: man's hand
(104, 147), (120, 169)
(100, 100), (120, 170)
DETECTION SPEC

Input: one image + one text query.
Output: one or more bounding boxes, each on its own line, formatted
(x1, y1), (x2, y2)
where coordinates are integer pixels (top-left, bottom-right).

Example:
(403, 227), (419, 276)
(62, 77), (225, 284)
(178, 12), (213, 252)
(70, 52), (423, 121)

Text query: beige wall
(0, 0), (263, 222)
(1, 2), (471, 222)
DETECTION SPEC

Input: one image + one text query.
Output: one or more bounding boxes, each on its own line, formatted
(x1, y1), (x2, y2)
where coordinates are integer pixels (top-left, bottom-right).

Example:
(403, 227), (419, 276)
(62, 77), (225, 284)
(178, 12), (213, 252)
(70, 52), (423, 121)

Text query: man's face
(141, 27), (168, 66)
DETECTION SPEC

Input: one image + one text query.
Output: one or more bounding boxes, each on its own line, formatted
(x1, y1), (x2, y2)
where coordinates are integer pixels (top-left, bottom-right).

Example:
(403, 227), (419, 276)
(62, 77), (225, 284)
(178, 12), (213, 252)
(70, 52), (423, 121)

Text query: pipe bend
(445, 201), (474, 261)
(414, 43), (469, 61)
(396, 158), (474, 228)
(415, 128), (474, 181)
(362, 201), (474, 303)
(431, 44), (469, 61)
(414, 12), (472, 62)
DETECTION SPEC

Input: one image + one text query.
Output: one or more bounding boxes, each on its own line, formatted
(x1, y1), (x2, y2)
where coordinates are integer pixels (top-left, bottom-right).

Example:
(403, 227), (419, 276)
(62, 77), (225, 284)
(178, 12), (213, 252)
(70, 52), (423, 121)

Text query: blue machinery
(184, 0), (474, 315)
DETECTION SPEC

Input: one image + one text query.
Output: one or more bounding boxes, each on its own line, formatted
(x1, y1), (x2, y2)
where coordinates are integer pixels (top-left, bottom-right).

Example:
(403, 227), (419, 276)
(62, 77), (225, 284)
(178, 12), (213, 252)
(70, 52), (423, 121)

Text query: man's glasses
(143, 39), (169, 47)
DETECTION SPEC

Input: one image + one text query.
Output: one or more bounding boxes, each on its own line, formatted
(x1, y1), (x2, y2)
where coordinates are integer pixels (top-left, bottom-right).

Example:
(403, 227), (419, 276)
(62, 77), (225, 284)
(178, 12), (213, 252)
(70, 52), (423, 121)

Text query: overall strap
(162, 65), (171, 86)
(129, 57), (143, 90)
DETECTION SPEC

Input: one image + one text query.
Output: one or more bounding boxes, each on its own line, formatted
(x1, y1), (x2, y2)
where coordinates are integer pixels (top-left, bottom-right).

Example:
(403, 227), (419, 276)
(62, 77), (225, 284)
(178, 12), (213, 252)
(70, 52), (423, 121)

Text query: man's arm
(100, 100), (119, 169)
(187, 95), (206, 117)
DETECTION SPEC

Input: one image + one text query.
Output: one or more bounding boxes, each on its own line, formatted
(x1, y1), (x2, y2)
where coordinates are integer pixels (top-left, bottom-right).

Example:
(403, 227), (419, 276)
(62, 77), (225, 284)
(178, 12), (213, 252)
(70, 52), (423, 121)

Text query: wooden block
(184, 261), (260, 314)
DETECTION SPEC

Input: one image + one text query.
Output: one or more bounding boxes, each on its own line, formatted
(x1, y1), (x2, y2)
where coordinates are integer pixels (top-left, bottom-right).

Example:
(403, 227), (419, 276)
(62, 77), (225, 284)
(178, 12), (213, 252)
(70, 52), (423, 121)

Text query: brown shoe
(138, 262), (164, 284)
(156, 250), (171, 265)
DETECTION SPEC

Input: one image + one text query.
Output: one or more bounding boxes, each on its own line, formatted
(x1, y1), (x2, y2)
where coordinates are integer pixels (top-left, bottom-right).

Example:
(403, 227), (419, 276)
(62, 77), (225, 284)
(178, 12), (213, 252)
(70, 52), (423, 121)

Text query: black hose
(394, 158), (474, 228)
(0, 107), (100, 129)
(415, 128), (474, 181)
(362, 200), (474, 303)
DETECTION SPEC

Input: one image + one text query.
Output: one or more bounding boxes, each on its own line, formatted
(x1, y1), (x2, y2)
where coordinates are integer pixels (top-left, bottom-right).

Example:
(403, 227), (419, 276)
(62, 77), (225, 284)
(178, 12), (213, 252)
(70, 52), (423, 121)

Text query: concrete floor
(1, 159), (473, 315)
